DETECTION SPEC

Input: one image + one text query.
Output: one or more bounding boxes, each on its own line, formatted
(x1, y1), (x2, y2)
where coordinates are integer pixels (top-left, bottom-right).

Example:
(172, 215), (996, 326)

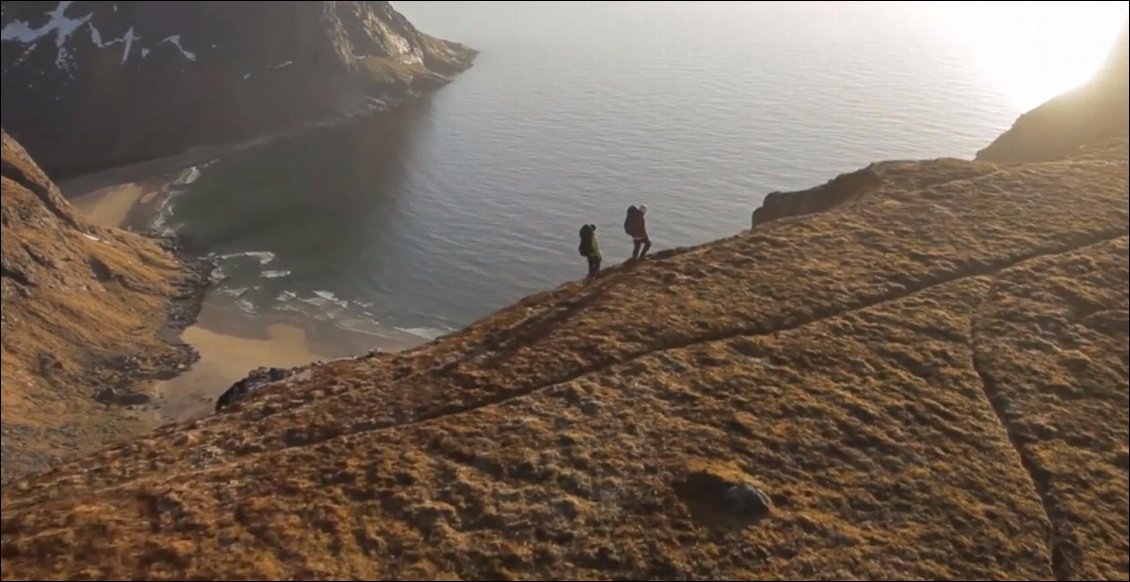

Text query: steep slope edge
(1, 130), (203, 482)
(976, 25), (1129, 163)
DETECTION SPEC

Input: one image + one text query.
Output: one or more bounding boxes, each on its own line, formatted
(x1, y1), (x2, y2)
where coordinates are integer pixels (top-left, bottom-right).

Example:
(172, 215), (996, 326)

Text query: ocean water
(160, 1), (1126, 341)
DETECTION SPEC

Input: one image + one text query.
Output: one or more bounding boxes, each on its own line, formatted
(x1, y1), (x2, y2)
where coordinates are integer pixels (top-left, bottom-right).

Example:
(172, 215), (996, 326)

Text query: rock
(673, 459), (772, 523)
(94, 386), (151, 406)
(121, 393), (150, 406)
(94, 387), (117, 402)
(751, 165), (882, 228)
(409, 71), (452, 91)
(1, 1), (477, 176)
(215, 366), (295, 411)
(724, 484), (772, 518)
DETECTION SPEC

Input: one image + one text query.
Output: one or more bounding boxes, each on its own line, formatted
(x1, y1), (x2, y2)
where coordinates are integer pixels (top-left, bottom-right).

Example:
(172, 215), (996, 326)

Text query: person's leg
(588, 256), (600, 277)
(639, 237), (651, 258)
(632, 238), (642, 259)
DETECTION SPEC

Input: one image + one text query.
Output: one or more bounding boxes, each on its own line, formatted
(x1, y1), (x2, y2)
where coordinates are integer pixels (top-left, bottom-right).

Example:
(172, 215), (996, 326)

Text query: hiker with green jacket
(578, 223), (602, 278)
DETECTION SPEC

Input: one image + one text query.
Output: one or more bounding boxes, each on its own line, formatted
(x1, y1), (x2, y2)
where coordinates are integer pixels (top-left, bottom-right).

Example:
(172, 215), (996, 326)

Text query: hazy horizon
(399, 1), (1128, 110)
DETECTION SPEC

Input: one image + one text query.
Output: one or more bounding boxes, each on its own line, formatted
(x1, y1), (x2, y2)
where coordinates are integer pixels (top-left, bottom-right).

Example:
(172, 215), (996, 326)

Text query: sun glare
(930, 1), (1128, 110)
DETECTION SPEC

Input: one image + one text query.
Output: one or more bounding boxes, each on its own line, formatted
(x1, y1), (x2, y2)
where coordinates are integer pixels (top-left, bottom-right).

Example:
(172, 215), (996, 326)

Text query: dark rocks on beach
(94, 386), (151, 406)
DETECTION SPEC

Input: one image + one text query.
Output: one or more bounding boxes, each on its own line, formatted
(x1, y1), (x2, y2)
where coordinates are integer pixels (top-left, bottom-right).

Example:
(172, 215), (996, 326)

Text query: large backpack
(578, 224), (594, 256)
(624, 206), (639, 235)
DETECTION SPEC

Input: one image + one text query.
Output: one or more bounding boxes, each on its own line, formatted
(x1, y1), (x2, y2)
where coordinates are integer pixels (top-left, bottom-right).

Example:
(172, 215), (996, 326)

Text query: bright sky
(398, 1), (1127, 111)
(921, 1), (1128, 109)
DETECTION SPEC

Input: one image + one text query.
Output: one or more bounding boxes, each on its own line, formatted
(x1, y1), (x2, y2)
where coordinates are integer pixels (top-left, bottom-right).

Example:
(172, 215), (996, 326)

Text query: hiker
(624, 204), (651, 259)
(578, 223), (602, 278)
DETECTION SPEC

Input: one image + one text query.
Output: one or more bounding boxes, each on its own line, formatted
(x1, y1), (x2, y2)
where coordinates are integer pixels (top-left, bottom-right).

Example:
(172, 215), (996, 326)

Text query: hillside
(0, 130), (202, 482)
(1, 127), (1127, 578)
(0, 1), (476, 175)
(4, 15), (1130, 580)
(976, 25), (1128, 163)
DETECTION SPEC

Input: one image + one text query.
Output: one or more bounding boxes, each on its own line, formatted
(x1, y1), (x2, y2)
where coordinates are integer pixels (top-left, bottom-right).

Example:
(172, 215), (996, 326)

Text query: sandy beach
(66, 170), (426, 426)
(151, 321), (326, 423)
(70, 180), (168, 229)
(149, 300), (421, 423)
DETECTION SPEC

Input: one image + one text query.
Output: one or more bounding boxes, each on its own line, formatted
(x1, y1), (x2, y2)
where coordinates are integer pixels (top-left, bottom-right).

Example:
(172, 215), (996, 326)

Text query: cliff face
(1, 143), (1127, 579)
(0, 1), (476, 176)
(0, 130), (201, 482)
(750, 158), (986, 228)
(976, 25), (1129, 163)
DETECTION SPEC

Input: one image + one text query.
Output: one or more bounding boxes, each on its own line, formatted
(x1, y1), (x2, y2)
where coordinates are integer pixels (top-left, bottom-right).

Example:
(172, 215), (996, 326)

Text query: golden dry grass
(1, 131), (199, 481)
(1, 134), (1125, 580)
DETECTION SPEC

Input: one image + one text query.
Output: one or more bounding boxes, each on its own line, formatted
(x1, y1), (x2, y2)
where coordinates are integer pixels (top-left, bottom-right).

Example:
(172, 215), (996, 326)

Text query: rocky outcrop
(750, 158), (992, 228)
(214, 366), (297, 412)
(1, 129), (1126, 579)
(753, 23), (1129, 227)
(752, 165), (881, 228)
(1, 130), (202, 481)
(0, 1), (476, 176)
(976, 25), (1128, 163)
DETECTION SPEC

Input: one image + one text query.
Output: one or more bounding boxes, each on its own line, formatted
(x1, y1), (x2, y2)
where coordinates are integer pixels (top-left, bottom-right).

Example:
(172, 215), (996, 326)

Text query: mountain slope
(0, 1), (476, 176)
(3, 16), (1130, 581)
(1, 136), (1126, 579)
(1, 130), (201, 482)
(976, 25), (1129, 163)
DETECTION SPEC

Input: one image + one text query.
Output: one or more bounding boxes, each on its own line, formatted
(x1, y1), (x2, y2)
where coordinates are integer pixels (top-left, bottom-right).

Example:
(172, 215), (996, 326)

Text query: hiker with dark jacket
(578, 223), (602, 278)
(624, 204), (651, 259)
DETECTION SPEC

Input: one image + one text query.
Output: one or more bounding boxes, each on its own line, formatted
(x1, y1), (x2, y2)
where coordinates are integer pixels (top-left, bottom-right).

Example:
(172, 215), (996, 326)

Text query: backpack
(578, 224), (594, 256)
(624, 206), (639, 235)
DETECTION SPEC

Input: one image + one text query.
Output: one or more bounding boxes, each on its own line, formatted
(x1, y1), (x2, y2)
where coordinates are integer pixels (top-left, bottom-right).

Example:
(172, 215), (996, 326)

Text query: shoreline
(58, 94), (465, 428)
(56, 94), (435, 202)
(68, 171), (214, 374)
(148, 301), (421, 423)
(69, 170), (427, 426)
(70, 175), (177, 231)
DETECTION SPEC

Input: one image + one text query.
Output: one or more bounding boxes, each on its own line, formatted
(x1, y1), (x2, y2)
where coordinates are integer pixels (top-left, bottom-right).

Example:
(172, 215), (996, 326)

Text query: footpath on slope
(1, 139), (1126, 581)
